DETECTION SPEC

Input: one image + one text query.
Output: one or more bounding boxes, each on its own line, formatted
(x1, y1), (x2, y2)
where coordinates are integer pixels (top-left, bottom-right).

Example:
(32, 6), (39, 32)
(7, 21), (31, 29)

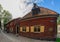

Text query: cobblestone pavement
(0, 31), (55, 42)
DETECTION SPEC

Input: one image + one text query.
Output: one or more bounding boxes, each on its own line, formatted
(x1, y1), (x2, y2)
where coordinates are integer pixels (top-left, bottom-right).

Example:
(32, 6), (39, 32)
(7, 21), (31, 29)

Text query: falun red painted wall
(19, 17), (57, 39)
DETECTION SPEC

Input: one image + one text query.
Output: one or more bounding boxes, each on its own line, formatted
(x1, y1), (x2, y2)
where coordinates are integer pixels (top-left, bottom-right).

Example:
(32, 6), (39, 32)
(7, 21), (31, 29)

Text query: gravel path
(1, 31), (55, 42)
(0, 31), (12, 42)
(0, 30), (56, 42)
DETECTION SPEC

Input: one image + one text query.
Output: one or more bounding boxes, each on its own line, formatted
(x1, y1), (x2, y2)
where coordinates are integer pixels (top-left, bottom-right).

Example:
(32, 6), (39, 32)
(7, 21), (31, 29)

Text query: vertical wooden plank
(40, 26), (44, 32)
(31, 26), (34, 32)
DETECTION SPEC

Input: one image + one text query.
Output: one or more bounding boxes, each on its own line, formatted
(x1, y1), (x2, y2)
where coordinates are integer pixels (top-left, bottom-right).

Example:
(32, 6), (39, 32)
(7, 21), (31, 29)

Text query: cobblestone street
(0, 31), (55, 42)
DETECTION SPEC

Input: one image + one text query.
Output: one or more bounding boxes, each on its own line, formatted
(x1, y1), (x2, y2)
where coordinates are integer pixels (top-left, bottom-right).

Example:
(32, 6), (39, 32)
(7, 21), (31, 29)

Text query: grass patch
(56, 38), (60, 42)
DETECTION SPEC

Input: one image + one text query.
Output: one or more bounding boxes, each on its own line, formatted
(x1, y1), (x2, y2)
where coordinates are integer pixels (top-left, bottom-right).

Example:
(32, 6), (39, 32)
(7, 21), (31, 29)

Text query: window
(30, 25), (45, 33)
(22, 26), (26, 32)
(10, 28), (13, 32)
(32, 3), (40, 15)
(34, 25), (40, 32)
(49, 28), (53, 32)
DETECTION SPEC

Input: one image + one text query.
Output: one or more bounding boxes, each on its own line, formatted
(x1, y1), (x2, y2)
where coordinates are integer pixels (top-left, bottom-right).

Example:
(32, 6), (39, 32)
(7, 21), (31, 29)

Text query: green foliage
(0, 4), (12, 24)
(3, 10), (12, 24)
(56, 38), (60, 42)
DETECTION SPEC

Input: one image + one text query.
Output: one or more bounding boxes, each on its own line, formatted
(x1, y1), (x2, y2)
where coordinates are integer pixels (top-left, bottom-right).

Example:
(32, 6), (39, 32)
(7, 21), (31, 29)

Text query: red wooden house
(6, 3), (59, 41)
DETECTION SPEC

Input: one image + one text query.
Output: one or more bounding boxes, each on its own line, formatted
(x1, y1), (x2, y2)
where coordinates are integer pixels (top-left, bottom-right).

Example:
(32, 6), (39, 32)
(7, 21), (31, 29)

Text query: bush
(56, 38), (60, 42)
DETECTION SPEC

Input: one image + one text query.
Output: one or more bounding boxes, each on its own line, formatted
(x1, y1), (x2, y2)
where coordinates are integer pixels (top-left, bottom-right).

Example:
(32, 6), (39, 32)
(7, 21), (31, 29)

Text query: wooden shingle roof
(23, 7), (59, 19)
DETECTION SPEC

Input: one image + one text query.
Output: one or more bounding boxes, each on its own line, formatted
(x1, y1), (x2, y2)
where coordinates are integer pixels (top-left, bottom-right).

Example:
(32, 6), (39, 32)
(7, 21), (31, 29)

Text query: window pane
(34, 27), (37, 32)
(38, 28), (40, 32)
(34, 25), (40, 32)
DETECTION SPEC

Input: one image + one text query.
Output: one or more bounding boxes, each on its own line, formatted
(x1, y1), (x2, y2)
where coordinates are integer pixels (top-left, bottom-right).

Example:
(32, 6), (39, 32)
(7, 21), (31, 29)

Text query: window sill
(22, 31), (26, 32)
(33, 32), (40, 33)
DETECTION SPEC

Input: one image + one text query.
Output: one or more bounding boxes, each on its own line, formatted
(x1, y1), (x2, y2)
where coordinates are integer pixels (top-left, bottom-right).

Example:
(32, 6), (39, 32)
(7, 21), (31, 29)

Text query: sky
(0, 0), (60, 19)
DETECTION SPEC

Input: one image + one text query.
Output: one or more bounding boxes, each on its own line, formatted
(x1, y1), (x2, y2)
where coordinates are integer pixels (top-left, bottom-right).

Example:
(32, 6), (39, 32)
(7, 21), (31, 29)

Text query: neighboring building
(57, 24), (60, 33)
